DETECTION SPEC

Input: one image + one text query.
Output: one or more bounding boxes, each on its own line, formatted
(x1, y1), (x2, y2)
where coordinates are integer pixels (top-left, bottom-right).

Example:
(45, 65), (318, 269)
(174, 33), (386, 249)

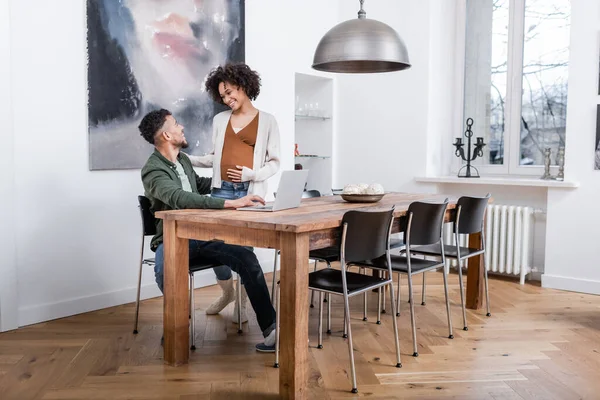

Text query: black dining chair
(270, 189), (403, 333)
(409, 194), (492, 330)
(271, 188), (404, 335)
(134, 196), (244, 349)
(273, 208), (402, 393)
(358, 200), (453, 357)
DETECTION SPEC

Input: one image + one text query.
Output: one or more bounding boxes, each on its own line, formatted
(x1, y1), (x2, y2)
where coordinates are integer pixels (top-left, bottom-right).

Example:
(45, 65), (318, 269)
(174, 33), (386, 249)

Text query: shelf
(415, 175), (579, 188)
(294, 114), (331, 121)
(295, 155), (330, 159)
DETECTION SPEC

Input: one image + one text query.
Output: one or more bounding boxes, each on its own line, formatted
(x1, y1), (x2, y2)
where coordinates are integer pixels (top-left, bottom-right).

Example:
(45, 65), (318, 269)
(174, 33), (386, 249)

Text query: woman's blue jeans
(210, 181), (250, 281)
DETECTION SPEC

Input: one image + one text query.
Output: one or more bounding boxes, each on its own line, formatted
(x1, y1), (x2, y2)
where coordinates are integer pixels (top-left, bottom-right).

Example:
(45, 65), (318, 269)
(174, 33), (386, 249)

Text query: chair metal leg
(310, 259), (318, 308)
(317, 291), (324, 349)
(441, 266), (454, 339)
(484, 254), (492, 317)
(343, 292), (358, 393)
(327, 293), (332, 334)
(377, 287), (382, 324)
(271, 250), (279, 305)
(387, 281), (402, 368)
(133, 259), (144, 334)
(274, 283), (280, 368)
(381, 273), (387, 314)
(236, 276), (243, 334)
(457, 258), (468, 330)
(363, 292), (368, 321)
(323, 261), (331, 303)
(421, 272), (427, 305)
(190, 273), (196, 350)
(396, 273), (401, 317)
(343, 308), (348, 338)
(407, 273), (418, 356)
(361, 268), (368, 321)
(189, 271), (193, 319)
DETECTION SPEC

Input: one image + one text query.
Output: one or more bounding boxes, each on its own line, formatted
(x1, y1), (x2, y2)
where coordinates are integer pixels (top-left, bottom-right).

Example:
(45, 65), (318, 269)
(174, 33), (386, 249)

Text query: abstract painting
(87, 0), (245, 170)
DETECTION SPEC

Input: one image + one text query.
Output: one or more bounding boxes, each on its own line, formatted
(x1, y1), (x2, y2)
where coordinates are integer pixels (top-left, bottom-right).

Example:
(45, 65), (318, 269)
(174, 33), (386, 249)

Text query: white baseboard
(542, 274), (600, 296)
(18, 253), (276, 327)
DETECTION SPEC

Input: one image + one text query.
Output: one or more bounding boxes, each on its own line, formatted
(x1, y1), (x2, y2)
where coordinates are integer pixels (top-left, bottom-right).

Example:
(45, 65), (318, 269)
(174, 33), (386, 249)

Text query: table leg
(279, 232), (310, 399)
(163, 219), (190, 366)
(466, 232), (484, 309)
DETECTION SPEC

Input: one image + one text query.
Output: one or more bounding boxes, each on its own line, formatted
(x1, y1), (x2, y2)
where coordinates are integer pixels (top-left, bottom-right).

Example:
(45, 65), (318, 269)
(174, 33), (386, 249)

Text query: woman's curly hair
(205, 63), (261, 105)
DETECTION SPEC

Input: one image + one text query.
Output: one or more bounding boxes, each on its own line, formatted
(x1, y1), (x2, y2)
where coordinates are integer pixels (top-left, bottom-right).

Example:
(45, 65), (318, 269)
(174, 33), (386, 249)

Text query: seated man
(139, 108), (276, 352)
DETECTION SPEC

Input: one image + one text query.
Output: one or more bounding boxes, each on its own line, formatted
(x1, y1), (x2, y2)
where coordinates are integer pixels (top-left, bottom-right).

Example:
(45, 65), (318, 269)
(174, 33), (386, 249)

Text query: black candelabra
(453, 118), (486, 178)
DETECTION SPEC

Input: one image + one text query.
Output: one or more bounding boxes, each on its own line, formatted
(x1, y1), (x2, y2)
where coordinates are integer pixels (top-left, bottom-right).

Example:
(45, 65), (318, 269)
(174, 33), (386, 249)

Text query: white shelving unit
(294, 73), (333, 195)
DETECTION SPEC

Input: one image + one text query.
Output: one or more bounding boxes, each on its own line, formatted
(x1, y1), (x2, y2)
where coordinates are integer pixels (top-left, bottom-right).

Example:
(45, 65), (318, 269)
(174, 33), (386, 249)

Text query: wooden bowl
(340, 193), (385, 203)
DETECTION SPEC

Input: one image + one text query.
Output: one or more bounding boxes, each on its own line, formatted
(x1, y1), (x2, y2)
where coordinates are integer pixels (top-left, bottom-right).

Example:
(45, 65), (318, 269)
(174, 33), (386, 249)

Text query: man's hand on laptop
(224, 194), (266, 209)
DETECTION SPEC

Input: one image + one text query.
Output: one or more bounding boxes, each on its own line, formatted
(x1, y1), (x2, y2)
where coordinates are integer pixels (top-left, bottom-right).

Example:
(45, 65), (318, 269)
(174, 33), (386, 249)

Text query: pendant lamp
(312, 0), (411, 73)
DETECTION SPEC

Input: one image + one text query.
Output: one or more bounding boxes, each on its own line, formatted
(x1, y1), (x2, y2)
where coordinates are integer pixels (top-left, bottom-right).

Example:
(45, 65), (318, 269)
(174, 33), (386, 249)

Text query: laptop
(238, 170), (309, 212)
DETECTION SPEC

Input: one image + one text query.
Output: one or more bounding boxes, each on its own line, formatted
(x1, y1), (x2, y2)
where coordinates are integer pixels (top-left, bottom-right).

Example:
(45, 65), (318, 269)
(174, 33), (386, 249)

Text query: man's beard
(180, 140), (189, 149)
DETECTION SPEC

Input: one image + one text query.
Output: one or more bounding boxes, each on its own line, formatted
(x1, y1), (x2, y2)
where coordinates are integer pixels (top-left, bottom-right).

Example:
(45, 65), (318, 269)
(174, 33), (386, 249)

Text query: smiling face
(218, 81), (249, 112)
(159, 115), (188, 149)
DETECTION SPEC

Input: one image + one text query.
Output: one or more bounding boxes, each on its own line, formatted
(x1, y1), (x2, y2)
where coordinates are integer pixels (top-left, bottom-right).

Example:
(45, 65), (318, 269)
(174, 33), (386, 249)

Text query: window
(461, 0), (571, 174)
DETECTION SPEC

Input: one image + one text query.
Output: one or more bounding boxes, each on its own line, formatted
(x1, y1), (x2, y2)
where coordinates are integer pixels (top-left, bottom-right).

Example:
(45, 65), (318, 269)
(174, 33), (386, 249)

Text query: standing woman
(188, 63), (280, 322)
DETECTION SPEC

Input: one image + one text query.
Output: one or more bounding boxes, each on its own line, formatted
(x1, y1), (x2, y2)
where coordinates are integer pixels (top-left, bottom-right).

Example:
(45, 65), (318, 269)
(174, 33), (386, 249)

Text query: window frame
(452, 0), (566, 177)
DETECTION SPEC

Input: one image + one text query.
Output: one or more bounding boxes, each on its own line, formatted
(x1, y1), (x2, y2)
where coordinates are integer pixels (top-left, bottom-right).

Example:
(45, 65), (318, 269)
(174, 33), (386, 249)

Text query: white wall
(7, 0), (340, 326)
(334, 0), (434, 192)
(0, 0), (18, 331)
(333, 0), (455, 195)
(543, 0), (600, 294)
(426, 0), (463, 178)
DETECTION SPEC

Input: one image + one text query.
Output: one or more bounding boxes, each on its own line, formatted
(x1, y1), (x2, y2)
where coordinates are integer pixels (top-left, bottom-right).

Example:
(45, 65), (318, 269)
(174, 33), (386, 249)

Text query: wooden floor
(1, 269), (599, 400)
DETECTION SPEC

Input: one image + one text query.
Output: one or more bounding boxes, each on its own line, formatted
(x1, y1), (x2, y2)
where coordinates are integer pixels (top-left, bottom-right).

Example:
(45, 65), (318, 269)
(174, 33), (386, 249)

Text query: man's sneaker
(255, 327), (276, 353)
(255, 342), (275, 352)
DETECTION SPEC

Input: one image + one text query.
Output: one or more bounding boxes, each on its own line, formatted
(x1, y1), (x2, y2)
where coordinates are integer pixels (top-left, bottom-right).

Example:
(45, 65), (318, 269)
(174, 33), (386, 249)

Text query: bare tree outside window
(489, 0), (509, 165)
(519, 0), (570, 166)
(464, 0), (508, 166)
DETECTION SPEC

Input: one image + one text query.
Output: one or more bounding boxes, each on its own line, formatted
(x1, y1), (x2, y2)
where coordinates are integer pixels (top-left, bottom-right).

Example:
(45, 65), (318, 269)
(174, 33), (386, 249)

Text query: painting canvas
(87, 0), (245, 170)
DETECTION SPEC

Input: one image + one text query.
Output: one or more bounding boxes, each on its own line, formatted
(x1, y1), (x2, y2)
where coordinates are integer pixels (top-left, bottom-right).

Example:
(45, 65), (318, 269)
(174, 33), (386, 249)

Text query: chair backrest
(341, 209), (394, 263)
(302, 190), (321, 198)
(404, 200), (448, 246)
(455, 194), (491, 234)
(138, 195), (157, 236)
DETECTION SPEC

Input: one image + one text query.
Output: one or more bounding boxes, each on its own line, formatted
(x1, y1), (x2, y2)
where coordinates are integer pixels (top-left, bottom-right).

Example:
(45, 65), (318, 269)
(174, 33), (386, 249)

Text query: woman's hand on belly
(227, 165), (246, 182)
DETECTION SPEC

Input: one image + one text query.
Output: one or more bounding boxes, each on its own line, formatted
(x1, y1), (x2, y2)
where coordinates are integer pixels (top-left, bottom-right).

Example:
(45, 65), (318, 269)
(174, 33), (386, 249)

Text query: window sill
(415, 175), (579, 188)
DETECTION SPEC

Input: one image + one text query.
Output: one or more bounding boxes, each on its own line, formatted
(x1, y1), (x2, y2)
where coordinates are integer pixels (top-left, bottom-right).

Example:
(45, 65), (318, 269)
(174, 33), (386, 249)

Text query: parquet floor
(0, 268), (599, 399)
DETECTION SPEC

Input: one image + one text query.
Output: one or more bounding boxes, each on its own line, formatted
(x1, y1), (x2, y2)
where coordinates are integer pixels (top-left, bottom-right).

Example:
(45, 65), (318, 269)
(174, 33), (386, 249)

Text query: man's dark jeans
(154, 240), (276, 336)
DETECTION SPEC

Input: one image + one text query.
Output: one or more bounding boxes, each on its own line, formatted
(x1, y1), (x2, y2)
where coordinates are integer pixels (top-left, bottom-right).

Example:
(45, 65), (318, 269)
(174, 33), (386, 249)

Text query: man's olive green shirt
(141, 149), (225, 251)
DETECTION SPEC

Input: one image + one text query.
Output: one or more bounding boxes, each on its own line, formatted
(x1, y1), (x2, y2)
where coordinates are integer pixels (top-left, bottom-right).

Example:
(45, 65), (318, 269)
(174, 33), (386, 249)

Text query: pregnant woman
(188, 63), (281, 323)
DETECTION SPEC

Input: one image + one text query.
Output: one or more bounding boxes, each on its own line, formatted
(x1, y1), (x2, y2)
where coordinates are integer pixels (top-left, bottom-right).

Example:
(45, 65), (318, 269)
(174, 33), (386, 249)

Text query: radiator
(443, 205), (534, 285)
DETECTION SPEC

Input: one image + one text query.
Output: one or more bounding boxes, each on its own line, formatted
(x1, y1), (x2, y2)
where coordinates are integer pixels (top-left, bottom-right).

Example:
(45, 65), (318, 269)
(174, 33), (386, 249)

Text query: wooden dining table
(156, 192), (487, 399)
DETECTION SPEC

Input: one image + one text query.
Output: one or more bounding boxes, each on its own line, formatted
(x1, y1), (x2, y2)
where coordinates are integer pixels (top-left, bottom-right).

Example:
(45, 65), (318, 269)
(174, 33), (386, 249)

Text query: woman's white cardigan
(188, 110), (281, 198)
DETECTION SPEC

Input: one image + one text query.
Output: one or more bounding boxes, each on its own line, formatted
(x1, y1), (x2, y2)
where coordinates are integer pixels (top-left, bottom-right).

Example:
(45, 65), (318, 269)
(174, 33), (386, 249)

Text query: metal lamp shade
(312, 18), (411, 73)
